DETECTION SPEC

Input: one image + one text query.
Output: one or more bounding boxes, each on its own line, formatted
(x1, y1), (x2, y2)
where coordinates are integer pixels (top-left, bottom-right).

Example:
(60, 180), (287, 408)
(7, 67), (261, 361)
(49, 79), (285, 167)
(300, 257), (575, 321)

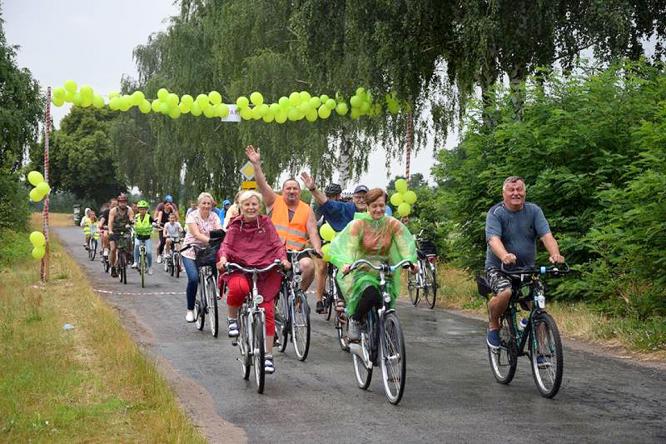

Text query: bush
(0, 174), (30, 232)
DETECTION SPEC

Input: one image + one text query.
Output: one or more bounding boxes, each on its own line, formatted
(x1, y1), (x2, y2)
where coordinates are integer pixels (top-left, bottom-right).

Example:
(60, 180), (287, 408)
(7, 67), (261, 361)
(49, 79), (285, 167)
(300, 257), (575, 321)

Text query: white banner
(221, 104), (241, 122)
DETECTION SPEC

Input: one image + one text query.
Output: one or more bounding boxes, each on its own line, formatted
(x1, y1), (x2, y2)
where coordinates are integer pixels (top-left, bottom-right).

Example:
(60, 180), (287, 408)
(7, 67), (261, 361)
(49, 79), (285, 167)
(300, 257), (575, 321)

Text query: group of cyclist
(82, 146), (565, 380)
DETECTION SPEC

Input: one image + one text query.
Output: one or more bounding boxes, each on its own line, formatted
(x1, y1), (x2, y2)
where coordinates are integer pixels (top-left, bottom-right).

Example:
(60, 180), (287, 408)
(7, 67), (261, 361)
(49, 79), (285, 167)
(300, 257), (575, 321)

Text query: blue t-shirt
(212, 207), (224, 225)
(319, 200), (357, 232)
(485, 202), (551, 270)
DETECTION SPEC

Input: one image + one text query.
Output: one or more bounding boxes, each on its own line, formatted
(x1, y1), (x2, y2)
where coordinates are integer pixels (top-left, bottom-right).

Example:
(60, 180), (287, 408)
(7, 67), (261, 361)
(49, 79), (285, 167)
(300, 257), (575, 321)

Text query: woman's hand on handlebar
(216, 256), (227, 272)
(281, 259), (291, 270)
(342, 264), (351, 274)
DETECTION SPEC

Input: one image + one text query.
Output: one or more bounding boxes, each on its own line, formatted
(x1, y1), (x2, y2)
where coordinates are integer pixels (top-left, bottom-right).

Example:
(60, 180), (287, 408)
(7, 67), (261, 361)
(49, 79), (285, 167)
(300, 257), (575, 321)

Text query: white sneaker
(156, 255), (163, 264)
(131, 262), (138, 269)
(185, 310), (195, 322)
(103, 248), (109, 257)
(148, 267), (153, 275)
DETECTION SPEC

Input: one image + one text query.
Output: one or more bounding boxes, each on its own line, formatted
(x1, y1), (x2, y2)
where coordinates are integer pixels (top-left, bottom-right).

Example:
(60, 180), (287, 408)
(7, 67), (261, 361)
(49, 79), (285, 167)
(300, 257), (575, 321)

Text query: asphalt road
(56, 226), (665, 443)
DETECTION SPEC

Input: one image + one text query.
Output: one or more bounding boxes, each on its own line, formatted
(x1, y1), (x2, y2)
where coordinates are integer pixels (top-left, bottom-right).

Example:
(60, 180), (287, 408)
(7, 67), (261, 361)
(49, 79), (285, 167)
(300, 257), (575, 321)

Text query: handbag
(194, 236), (223, 267)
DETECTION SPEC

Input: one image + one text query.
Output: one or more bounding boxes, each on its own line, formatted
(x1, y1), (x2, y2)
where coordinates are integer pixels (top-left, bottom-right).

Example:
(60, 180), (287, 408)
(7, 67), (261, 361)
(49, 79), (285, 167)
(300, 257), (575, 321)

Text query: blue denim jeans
(133, 238), (153, 268)
(182, 256), (199, 310)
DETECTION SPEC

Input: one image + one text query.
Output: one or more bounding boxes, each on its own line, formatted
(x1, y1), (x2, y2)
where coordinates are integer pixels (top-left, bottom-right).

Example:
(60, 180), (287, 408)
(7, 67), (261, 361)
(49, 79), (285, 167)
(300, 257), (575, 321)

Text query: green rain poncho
(329, 212), (417, 316)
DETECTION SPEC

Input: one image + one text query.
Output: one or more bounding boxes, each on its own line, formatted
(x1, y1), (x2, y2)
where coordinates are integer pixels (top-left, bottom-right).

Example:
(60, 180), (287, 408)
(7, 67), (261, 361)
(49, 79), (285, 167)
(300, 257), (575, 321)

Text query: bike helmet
(137, 200), (149, 208)
(165, 194), (173, 203)
(324, 183), (342, 196)
(117, 193), (128, 202)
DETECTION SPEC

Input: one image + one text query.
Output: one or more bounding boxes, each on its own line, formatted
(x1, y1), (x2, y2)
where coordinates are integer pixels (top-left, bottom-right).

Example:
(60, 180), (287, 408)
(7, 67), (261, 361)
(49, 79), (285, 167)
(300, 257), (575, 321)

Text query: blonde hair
(238, 190), (263, 206)
(197, 192), (214, 204)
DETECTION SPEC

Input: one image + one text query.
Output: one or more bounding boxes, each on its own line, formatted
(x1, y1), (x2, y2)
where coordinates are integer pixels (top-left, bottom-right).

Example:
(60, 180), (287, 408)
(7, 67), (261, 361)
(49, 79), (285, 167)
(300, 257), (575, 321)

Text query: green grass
(0, 218), (206, 443)
(0, 228), (32, 269)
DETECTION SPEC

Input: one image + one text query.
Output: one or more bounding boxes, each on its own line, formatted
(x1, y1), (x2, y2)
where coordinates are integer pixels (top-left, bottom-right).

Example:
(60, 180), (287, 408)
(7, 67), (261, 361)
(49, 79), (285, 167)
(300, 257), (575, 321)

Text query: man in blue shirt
(485, 176), (565, 349)
(301, 172), (369, 313)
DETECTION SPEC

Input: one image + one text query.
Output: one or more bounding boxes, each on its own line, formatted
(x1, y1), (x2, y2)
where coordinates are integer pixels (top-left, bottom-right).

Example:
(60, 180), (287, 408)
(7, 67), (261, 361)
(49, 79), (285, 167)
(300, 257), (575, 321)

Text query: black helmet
(324, 183), (342, 196)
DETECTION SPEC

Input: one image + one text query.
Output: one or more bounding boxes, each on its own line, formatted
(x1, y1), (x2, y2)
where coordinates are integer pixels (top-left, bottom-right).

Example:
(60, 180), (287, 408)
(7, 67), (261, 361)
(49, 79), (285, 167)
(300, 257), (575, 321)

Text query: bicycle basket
(194, 237), (223, 267)
(417, 238), (438, 256)
(476, 273), (492, 297)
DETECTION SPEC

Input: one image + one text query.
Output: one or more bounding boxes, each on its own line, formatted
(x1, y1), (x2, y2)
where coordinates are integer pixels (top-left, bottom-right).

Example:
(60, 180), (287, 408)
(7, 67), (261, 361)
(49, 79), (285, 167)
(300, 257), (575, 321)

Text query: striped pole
(41, 87), (51, 283)
(405, 112), (413, 180)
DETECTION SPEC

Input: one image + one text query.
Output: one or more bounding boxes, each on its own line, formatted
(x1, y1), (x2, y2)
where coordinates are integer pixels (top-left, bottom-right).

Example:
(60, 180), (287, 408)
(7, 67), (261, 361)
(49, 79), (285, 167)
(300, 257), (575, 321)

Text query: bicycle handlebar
(225, 260), (283, 274)
(287, 248), (322, 260)
(500, 262), (570, 276)
(345, 258), (414, 275)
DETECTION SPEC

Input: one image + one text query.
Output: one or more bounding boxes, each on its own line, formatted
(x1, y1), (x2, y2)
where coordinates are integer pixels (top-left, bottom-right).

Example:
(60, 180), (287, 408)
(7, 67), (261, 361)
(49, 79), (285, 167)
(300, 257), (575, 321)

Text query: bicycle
(477, 263), (570, 398)
(345, 258), (413, 405)
(321, 263), (349, 351)
(274, 248), (317, 361)
(115, 228), (133, 285)
(226, 260), (283, 394)
(87, 225), (99, 261)
(163, 235), (182, 278)
(407, 230), (438, 309)
(99, 226), (110, 273)
(189, 230), (225, 337)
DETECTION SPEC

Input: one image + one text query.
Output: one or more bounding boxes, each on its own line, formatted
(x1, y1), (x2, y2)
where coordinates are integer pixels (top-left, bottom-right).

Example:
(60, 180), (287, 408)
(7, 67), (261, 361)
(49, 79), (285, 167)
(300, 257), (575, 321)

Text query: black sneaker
(111, 267), (118, 278)
(315, 300), (325, 314)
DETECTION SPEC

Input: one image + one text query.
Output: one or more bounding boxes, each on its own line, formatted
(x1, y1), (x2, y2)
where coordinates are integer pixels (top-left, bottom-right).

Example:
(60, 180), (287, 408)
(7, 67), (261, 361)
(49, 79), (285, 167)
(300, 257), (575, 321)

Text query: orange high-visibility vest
(270, 197), (311, 251)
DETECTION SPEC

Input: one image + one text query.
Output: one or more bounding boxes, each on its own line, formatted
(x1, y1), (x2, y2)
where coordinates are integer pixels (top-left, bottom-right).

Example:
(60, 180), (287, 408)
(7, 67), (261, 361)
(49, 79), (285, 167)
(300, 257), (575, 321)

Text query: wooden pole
(41, 87), (51, 283)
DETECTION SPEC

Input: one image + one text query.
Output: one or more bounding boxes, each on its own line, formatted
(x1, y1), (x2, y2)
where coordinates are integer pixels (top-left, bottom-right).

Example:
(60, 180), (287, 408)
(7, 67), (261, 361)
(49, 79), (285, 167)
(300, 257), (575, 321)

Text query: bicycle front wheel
(325, 276), (334, 321)
(238, 312), (250, 380)
(118, 252), (127, 284)
(140, 250), (146, 288)
(423, 264), (438, 309)
(380, 312), (407, 404)
(207, 276), (219, 337)
(488, 314), (518, 384)
(253, 315), (266, 394)
(291, 290), (311, 361)
(195, 281), (205, 331)
(530, 312), (563, 398)
(274, 288), (289, 353)
(407, 275), (419, 306)
(174, 254), (181, 278)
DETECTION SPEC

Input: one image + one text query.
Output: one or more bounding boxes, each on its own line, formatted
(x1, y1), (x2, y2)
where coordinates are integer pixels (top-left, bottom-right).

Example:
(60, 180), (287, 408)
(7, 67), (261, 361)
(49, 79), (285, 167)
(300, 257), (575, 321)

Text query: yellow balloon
(35, 181), (51, 196)
(395, 178), (408, 193)
(397, 202), (411, 217)
(321, 243), (331, 262)
(29, 187), (45, 202)
(27, 171), (44, 186)
(32, 246), (46, 260)
(29, 231), (46, 247)
(390, 192), (403, 206)
(320, 223), (336, 241)
(403, 190), (417, 205)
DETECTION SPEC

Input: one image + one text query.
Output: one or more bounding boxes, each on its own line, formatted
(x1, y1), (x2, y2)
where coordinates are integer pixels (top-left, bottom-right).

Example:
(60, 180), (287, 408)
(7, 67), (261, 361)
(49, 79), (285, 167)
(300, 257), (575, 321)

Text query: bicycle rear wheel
(253, 315), (266, 393)
(530, 312), (563, 398)
(118, 252), (127, 284)
(238, 311), (250, 380)
(174, 253), (181, 278)
(380, 312), (406, 404)
(423, 264), (438, 309)
(291, 289), (311, 361)
(140, 250), (146, 288)
(275, 287), (289, 353)
(207, 275), (219, 337)
(336, 311), (349, 352)
(88, 239), (97, 261)
(488, 314), (518, 384)
(407, 276), (419, 306)
(325, 275), (334, 321)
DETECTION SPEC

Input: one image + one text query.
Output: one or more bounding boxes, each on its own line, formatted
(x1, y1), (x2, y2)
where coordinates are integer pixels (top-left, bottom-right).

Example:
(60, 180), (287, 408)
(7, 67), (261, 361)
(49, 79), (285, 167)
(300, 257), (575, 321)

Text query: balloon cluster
(29, 231), (46, 260)
(319, 223), (336, 262)
(51, 80), (407, 123)
(390, 179), (417, 217)
(27, 171), (51, 202)
(235, 91), (344, 123)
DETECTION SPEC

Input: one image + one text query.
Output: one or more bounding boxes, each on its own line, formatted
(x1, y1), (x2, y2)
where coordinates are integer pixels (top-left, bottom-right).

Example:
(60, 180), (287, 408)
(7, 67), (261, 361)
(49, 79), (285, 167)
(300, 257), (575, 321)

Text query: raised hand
(300, 171), (315, 190)
(245, 145), (260, 164)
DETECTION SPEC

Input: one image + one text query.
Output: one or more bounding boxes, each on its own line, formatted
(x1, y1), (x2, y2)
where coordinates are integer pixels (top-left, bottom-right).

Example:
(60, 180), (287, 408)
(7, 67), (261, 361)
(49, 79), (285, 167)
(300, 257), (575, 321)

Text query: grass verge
(402, 265), (665, 360)
(0, 215), (205, 442)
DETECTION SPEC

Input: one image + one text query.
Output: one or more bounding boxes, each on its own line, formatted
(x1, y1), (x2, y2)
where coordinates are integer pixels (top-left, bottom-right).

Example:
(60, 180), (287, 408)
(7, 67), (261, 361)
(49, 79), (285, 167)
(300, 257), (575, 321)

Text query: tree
(32, 107), (126, 205)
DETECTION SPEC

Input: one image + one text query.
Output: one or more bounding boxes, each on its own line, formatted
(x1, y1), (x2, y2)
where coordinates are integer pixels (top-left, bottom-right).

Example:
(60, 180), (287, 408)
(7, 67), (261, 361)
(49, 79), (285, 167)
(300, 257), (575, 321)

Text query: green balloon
(139, 100), (152, 114)
(288, 92), (301, 106)
(395, 178), (408, 193)
(350, 108), (361, 119)
(131, 90), (145, 105)
(275, 111), (287, 123)
(318, 105), (331, 119)
(109, 97), (121, 110)
(53, 87), (66, 99)
(309, 97), (321, 109)
(190, 102), (202, 116)
(335, 102), (349, 116)
(169, 107), (182, 119)
(403, 190), (417, 204)
(72, 92), (82, 106)
(319, 223), (335, 241)
(236, 96), (249, 109)
(250, 91), (264, 106)
(320, 94), (330, 103)
(181, 94), (194, 106)
(179, 102), (191, 113)
(356, 87), (366, 96)
(325, 98), (336, 110)
(250, 107), (262, 120)
(209, 90), (222, 105)
(32, 246), (45, 260)
(157, 88), (169, 100)
(167, 93), (179, 108)
(269, 103), (280, 114)
(30, 230), (46, 247)
(390, 192), (403, 206)
(298, 102), (312, 114)
(159, 102), (170, 114)
(240, 107), (252, 120)
(151, 99), (161, 112)
(278, 96), (289, 108)
(262, 110), (275, 123)
(287, 107), (300, 121)
(299, 91), (311, 102)
(360, 101), (370, 113)
(92, 95), (105, 109)
(80, 95), (92, 108)
(305, 109), (318, 122)
(257, 104), (269, 116)
(204, 105), (216, 118)
(397, 202), (411, 217)
(218, 104), (230, 117)
(64, 80), (77, 93)
(119, 96), (132, 111)
(350, 95), (361, 108)
(36, 181), (51, 196)
(27, 171), (44, 186)
(29, 187), (44, 202)
(52, 96), (65, 107)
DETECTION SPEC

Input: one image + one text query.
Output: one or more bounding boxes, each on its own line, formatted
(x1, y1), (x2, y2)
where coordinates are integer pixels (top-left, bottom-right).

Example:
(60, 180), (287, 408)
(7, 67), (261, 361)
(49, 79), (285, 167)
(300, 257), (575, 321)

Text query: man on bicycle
(301, 172), (369, 313)
(245, 145), (322, 295)
(485, 176), (564, 349)
(132, 200), (155, 275)
(108, 193), (134, 278)
(98, 198), (117, 260)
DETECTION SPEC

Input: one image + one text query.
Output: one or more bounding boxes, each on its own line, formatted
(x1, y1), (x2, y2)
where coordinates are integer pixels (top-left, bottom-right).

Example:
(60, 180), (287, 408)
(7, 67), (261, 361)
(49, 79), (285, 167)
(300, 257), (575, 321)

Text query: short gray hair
(502, 176), (526, 191)
(238, 190), (262, 206)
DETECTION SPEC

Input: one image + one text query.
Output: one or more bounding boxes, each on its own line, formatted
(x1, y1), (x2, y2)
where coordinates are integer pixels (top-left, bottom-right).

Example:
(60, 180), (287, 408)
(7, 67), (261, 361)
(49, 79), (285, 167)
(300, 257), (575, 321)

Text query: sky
(3, 0), (440, 189)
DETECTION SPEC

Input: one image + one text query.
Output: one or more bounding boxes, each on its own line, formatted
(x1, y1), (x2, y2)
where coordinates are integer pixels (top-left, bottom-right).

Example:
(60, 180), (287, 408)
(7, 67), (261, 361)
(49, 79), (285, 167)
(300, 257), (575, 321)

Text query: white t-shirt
(164, 221), (183, 238)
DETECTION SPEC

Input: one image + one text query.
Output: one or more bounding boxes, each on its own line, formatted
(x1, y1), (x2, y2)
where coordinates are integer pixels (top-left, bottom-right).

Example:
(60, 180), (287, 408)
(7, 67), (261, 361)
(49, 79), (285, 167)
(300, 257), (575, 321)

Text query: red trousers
(225, 273), (275, 335)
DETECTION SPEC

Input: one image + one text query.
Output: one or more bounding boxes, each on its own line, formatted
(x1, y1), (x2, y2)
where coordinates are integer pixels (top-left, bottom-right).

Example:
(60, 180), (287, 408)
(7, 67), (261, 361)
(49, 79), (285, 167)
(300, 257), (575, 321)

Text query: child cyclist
(162, 212), (183, 257)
